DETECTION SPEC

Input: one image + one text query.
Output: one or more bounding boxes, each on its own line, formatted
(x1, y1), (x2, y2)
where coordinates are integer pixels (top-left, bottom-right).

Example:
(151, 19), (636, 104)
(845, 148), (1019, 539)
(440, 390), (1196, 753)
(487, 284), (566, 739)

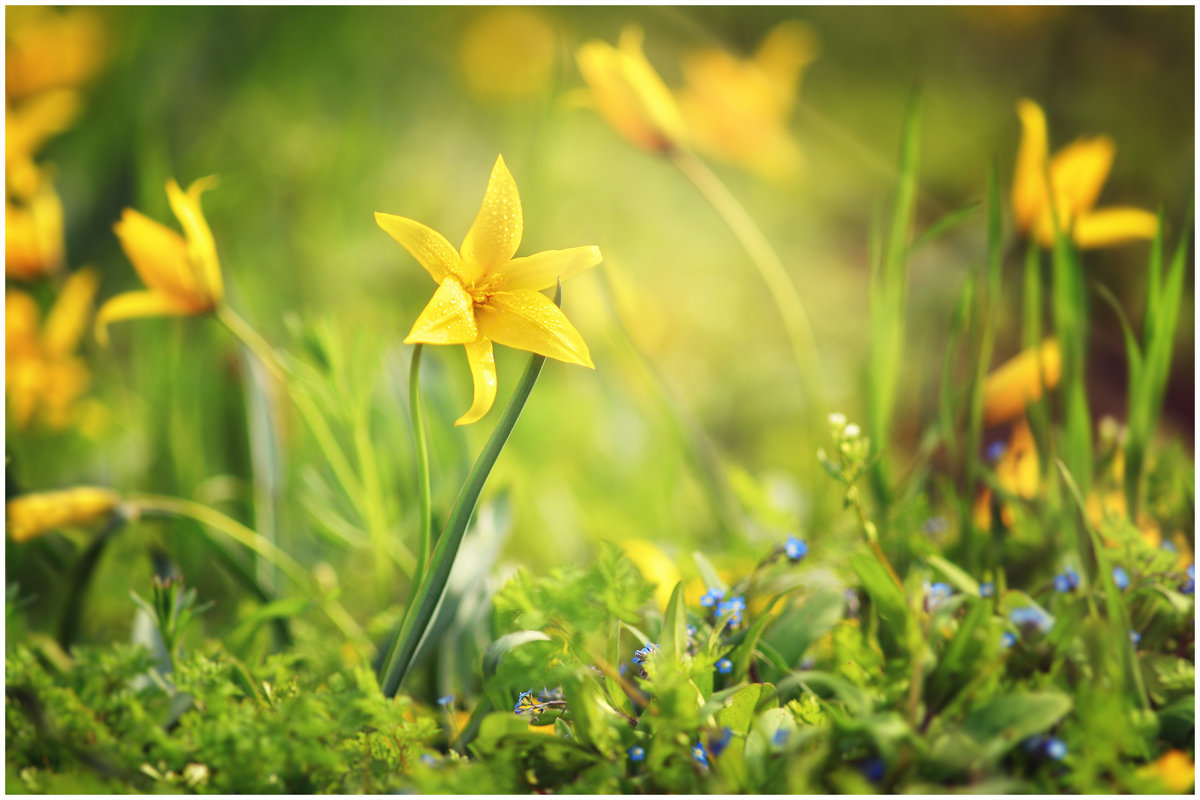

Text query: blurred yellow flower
(6, 6), (106, 100)
(96, 177), (224, 344)
(982, 338), (1060, 426)
(575, 26), (687, 155)
(676, 21), (816, 181)
(7, 268), (99, 428)
(1140, 749), (1195, 793)
(973, 418), (1039, 529)
(617, 538), (682, 610)
(6, 174), (65, 280)
(376, 155), (601, 425)
(6, 486), (119, 543)
(458, 8), (557, 103)
(6, 89), (80, 198)
(1012, 99), (1157, 248)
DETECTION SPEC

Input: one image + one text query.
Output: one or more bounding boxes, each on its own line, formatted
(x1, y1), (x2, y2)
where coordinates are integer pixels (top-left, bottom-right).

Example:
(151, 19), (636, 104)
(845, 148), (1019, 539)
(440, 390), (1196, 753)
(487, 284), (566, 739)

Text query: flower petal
(1048, 135), (1114, 220)
(404, 276), (479, 345)
(501, 246), (602, 291)
(460, 155), (523, 284)
(6, 290), (41, 354)
(42, 266), (98, 357)
(166, 176), (222, 304)
(476, 289), (593, 367)
(374, 211), (463, 283)
(94, 290), (197, 346)
(983, 338), (1061, 426)
(1012, 98), (1049, 232)
(1072, 207), (1159, 249)
(455, 338), (497, 426)
(576, 27), (687, 154)
(113, 208), (201, 303)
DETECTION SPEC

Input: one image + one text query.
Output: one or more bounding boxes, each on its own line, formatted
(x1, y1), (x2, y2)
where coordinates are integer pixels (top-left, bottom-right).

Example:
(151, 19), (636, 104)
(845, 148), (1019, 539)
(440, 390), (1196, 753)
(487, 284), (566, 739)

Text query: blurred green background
(11, 6), (1194, 645)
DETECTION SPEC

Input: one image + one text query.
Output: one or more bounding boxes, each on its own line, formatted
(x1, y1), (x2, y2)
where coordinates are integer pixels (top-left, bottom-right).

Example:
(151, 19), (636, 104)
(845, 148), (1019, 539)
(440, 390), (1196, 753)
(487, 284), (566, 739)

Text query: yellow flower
(1140, 750), (1195, 793)
(676, 21), (816, 181)
(458, 8), (558, 104)
(575, 26), (687, 155)
(96, 177), (224, 345)
(6, 268), (99, 429)
(1012, 99), (1158, 248)
(973, 419), (1039, 529)
(6, 486), (119, 543)
(6, 172), (65, 280)
(982, 338), (1061, 426)
(6, 6), (106, 100)
(6, 89), (80, 199)
(375, 155), (601, 425)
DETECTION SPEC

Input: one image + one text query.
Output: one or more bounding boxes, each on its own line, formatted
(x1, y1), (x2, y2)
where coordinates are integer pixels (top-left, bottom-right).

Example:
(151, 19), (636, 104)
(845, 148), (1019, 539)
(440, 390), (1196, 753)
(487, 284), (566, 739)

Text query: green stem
(58, 515), (124, 650)
(128, 494), (369, 650)
(379, 288), (558, 697)
(670, 148), (824, 420)
(216, 304), (284, 380)
(409, 344), (433, 590)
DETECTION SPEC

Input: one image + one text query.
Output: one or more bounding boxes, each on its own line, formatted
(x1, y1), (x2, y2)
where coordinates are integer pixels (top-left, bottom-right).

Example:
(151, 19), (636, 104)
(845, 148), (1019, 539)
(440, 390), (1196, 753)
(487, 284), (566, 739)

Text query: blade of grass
(379, 284), (560, 697)
(409, 343), (433, 590)
(867, 89), (921, 513)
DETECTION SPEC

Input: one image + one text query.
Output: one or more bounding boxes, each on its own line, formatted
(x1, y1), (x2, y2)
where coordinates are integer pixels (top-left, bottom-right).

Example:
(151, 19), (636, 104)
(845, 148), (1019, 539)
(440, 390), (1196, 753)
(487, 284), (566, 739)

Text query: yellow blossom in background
(6, 89), (81, 199)
(676, 21), (817, 181)
(6, 268), (99, 429)
(6, 6), (106, 100)
(575, 26), (687, 155)
(617, 538), (683, 610)
(973, 419), (1039, 529)
(1012, 99), (1158, 248)
(96, 177), (224, 344)
(6, 486), (119, 543)
(1139, 750), (1195, 793)
(376, 155), (601, 425)
(458, 8), (558, 104)
(6, 174), (65, 280)
(982, 338), (1061, 426)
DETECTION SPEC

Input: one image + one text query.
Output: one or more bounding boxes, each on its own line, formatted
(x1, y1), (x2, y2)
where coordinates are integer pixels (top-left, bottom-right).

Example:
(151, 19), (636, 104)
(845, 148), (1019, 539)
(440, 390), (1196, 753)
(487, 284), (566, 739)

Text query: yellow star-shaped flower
(676, 20), (817, 181)
(95, 177), (223, 344)
(1012, 99), (1158, 249)
(575, 26), (687, 155)
(375, 155), (602, 426)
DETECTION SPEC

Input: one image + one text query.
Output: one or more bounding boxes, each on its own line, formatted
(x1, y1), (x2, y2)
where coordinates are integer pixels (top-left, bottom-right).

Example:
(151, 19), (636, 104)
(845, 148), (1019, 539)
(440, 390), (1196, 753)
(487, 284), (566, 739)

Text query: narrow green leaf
(692, 551), (727, 594)
(908, 201), (981, 256)
(409, 343), (433, 590)
(927, 555), (980, 596)
(660, 581), (687, 663)
(379, 285), (560, 697)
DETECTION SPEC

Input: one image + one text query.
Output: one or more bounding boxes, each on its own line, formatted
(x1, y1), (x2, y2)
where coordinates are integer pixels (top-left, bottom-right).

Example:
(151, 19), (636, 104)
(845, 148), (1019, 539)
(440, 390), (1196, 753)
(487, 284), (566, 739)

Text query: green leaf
(692, 551), (727, 594)
(851, 551), (909, 641)
(660, 582), (687, 664)
(961, 690), (1071, 760)
(716, 683), (774, 736)
(926, 555), (980, 596)
(763, 589), (844, 667)
(482, 631), (552, 679)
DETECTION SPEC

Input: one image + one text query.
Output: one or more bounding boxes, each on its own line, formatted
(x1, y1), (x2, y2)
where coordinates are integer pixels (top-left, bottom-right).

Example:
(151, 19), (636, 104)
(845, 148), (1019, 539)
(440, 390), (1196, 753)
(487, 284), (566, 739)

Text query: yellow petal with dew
(94, 290), (196, 346)
(113, 208), (200, 303)
(983, 338), (1060, 426)
(461, 155), (523, 284)
(166, 176), (222, 304)
(404, 276), (478, 345)
(477, 290), (593, 367)
(1012, 98), (1049, 232)
(42, 266), (99, 357)
(455, 338), (497, 426)
(502, 246), (603, 291)
(1072, 206), (1159, 249)
(374, 211), (463, 283)
(1048, 135), (1114, 219)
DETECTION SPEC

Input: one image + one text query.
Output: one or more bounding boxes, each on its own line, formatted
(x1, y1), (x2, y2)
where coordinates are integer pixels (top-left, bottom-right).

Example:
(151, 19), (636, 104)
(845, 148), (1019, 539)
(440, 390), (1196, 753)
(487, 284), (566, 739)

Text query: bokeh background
(8, 6), (1194, 645)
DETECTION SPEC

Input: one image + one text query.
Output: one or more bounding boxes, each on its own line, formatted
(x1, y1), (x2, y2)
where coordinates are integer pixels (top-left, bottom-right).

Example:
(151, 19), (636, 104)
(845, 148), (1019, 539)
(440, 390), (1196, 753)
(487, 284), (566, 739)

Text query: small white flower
(828, 412), (847, 427)
(844, 423), (860, 438)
